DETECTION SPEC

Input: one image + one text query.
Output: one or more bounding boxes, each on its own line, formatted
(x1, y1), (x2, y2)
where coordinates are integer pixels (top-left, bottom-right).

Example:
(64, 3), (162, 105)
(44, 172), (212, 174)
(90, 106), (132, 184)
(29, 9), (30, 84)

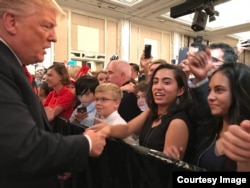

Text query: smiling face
(152, 68), (184, 108)
(207, 71), (232, 117)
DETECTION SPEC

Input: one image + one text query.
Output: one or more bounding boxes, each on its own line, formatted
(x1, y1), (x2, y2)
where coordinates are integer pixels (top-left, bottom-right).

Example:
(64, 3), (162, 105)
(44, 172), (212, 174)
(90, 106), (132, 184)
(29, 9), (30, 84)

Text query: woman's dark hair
(210, 63), (250, 124)
(47, 63), (70, 85)
(146, 63), (191, 120)
(75, 75), (99, 96)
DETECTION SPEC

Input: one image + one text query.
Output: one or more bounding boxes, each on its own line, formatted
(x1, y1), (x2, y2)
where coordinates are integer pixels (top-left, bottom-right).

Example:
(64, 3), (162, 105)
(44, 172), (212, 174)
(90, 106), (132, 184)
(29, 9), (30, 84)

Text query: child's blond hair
(95, 83), (123, 100)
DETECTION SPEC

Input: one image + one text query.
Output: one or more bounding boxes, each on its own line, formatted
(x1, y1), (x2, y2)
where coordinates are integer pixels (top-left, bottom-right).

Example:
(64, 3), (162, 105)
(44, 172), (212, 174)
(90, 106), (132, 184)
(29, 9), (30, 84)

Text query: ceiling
(56, 0), (250, 42)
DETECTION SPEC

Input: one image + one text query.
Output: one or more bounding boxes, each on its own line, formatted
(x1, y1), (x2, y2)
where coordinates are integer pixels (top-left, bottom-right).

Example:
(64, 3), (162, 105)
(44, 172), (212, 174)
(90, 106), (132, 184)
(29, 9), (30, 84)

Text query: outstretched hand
(222, 120), (250, 162)
(84, 129), (106, 157)
(165, 146), (183, 160)
(87, 118), (111, 137)
(87, 117), (107, 131)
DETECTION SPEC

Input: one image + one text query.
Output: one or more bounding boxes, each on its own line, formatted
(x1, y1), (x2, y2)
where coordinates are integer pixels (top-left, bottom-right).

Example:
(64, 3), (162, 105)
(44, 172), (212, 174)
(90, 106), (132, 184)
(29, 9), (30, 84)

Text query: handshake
(83, 129), (106, 157)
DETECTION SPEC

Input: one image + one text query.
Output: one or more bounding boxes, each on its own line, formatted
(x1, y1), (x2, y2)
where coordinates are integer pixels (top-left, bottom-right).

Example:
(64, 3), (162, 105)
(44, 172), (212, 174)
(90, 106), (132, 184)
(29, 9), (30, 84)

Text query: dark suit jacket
(189, 81), (211, 124)
(0, 41), (89, 188)
(118, 82), (141, 122)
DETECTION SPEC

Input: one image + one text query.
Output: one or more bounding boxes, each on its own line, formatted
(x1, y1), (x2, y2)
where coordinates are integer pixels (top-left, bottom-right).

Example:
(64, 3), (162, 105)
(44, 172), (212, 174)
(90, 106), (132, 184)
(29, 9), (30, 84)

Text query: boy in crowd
(134, 80), (149, 112)
(69, 76), (99, 127)
(94, 83), (138, 144)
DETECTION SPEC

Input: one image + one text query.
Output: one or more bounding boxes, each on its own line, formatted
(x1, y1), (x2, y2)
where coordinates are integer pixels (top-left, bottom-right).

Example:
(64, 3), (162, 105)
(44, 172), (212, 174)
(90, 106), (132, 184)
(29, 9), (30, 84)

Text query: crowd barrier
(52, 117), (206, 188)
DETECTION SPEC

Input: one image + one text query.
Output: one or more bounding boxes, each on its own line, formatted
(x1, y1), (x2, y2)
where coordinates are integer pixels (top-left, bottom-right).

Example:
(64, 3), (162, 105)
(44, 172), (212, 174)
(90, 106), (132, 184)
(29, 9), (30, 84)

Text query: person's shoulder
(122, 90), (136, 97)
(121, 92), (138, 105)
(171, 110), (188, 116)
(168, 110), (191, 122)
(46, 90), (55, 97)
(61, 86), (74, 96)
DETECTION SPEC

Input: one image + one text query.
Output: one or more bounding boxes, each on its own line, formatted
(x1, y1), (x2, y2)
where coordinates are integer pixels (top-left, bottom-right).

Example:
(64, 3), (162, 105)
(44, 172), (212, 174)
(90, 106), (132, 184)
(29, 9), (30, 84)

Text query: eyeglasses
(95, 97), (117, 103)
(212, 57), (224, 63)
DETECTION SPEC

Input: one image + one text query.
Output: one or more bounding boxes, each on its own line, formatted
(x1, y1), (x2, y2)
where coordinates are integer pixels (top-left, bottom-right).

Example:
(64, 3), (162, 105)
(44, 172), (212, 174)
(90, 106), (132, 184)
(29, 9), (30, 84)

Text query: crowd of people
(0, 0), (250, 187)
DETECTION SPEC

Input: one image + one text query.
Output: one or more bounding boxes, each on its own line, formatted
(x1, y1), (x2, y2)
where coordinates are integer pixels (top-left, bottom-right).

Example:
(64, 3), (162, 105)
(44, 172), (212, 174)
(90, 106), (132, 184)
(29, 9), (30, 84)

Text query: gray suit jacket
(0, 41), (89, 188)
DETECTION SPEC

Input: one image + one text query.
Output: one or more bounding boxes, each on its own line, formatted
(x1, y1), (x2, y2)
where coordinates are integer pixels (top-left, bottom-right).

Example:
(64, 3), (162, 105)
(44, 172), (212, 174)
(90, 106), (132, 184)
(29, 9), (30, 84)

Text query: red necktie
(22, 65), (38, 94)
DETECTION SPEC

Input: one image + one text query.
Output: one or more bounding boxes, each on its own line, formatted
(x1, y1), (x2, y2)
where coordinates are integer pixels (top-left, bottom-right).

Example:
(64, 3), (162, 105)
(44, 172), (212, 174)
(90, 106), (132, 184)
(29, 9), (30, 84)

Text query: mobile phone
(144, 44), (152, 59)
(178, 47), (189, 64)
(77, 106), (87, 113)
(194, 35), (203, 44)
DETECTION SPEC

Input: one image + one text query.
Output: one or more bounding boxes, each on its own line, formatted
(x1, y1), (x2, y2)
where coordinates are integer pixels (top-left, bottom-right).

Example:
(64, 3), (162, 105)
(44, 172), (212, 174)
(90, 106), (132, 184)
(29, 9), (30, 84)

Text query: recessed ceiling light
(231, 31), (250, 40)
(110, 0), (143, 7)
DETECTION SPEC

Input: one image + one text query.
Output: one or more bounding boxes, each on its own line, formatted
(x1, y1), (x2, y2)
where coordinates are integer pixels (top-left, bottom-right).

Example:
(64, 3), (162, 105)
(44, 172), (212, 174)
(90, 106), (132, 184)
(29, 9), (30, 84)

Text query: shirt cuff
(84, 134), (92, 153)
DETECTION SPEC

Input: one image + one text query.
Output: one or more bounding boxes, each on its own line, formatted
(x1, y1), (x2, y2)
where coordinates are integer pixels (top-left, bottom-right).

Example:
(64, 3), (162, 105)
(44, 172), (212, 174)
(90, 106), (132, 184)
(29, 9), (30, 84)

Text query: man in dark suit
(0, 1), (106, 188)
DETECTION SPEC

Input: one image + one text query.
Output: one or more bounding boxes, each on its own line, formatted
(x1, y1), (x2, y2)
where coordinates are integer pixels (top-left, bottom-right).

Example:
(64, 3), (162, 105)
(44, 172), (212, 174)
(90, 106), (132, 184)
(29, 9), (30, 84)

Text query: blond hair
(95, 83), (123, 100)
(67, 66), (81, 80)
(0, 0), (65, 18)
(149, 59), (167, 69)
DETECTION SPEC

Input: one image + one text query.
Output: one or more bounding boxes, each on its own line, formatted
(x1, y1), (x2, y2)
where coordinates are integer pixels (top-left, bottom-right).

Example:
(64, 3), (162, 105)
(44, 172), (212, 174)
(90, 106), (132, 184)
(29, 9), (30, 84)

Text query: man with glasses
(173, 42), (237, 115)
(187, 42), (238, 87)
(208, 43), (238, 75)
(186, 42), (239, 163)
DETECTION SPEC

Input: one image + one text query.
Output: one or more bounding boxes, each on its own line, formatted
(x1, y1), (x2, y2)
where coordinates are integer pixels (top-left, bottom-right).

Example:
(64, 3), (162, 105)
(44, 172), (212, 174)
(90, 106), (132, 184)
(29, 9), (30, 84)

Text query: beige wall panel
(140, 27), (163, 60)
(95, 63), (104, 71)
(89, 17), (105, 53)
(71, 13), (105, 53)
(130, 24), (172, 64)
(106, 21), (118, 59)
(54, 10), (68, 62)
(244, 51), (250, 65)
(72, 13), (88, 25)
(140, 28), (161, 40)
(130, 24), (140, 64)
(212, 38), (237, 48)
(89, 17), (104, 29)
(238, 53), (244, 63)
(71, 25), (77, 50)
(162, 33), (171, 63)
(183, 36), (189, 47)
